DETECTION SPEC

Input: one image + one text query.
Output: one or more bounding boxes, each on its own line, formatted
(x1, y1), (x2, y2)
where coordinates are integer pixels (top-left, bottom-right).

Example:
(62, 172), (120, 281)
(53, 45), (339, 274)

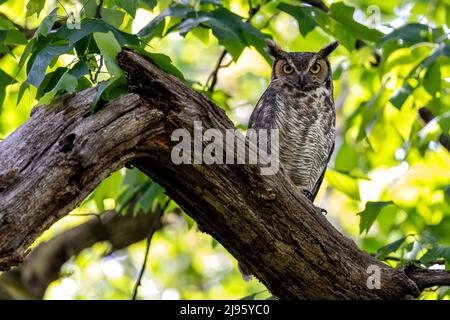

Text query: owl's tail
(237, 261), (254, 282)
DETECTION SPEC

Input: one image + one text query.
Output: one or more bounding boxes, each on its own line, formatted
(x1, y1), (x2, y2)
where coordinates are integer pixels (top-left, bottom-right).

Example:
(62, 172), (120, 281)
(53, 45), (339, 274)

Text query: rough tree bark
(0, 49), (449, 299)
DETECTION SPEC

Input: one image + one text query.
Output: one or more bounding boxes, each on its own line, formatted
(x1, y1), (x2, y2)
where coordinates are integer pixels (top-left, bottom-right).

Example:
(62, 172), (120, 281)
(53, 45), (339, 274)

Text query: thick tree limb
(407, 268), (450, 291)
(0, 209), (159, 299)
(0, 89), (164, 268)
(0, 49), (448, 299)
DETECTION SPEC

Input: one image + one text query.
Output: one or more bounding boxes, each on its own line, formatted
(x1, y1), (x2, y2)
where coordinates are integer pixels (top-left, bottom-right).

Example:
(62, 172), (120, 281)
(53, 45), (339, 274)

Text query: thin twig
(381, 255), (445, 265)
(206, 50), (228, 92)
(96, 0), (104, 18)
(132, 198), (171, 300)
(205, 0), (262, 92)
(93, 56), (104, 83)
(418, 107), (450, 153)
(259, 12), (280, 30)
(69, 212), (103, 222)
(80, 0), (94, 15)
(56, 0), (70, 17)
(93, 0), (104, 84)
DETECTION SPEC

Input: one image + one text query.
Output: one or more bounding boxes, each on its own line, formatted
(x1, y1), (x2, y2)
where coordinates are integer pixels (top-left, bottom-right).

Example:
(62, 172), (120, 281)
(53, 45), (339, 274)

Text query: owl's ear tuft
(318, 41), (339, 57)
(266, 40), (284, 59)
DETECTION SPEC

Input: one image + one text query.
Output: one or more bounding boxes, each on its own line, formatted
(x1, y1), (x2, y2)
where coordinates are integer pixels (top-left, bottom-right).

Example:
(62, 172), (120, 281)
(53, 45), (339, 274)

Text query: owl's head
(266, 40), (339, 91)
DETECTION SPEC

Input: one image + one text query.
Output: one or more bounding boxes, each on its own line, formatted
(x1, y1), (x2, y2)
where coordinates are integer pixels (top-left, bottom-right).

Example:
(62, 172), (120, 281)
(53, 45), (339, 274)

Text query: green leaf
(68, 60), (90, 79)
(358, 201), (395, 234)
(38, 72), (78, 105)
(278, 3), (355, 50)
(376, 236), (409, 260)
(90, 74), (128, 112)
(26, 0), (45, 17)
(191, 27), (210, 45)
(423, 62), (441, 96)
(426, 216), (450, 246)
(332, 168), (370, 180)
(18, 8), (58, 74)
(207, 8), (268, 62)
(90, 81), (109, 112)
(35, 66), (68, 99)
(115, 0), (138, 18)
(37, 61), (88, 98)
(420, 245), (450, 265)
(201, 0), (223, 5)
(382, 24), (445, 57)
(329, 2), (383, 43)
(122, 168), (149, 188)
(56, 19), (139, 47)
(100, 74), (128, 101)
(81, 0), (98, 18)
(35, 8), (58, 37)
(445, 186), (450, 204)
(176, 16), (211, 36)
(139, 183), (164, 213)
(0, 15), (15, 29)
(390, 83), (413, 109)
(240, 290), (266, 300)
(334, 142), (358, 172)
(134, 48), (185, 81)
(382, 24), (443, 46)
(93, 31), (123, 77)
(0, 30), (6, 44)
(0, 68), (15, 113)
(4, 30), (27, 45)
(17, 82), (29, 105)
(141, 0), (157, 10)
(138, 4), (191, 38)
(326, 169), (361, 200)
(26, 44), (72, 88)
(278, 3), (318, 37)
(102, 8), (126, 28)
(89, 171), (124, 212)
(117, 170), (152, 213)
(76, 77), (92, 90)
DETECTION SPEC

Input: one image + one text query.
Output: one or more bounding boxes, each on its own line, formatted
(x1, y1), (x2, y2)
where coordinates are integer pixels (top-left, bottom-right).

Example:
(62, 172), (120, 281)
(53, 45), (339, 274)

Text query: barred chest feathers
(274, 83), (336, 192)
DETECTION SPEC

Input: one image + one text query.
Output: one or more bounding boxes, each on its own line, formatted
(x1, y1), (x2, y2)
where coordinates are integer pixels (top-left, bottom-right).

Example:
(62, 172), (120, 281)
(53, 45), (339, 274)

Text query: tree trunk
(0, 49), (448, 299)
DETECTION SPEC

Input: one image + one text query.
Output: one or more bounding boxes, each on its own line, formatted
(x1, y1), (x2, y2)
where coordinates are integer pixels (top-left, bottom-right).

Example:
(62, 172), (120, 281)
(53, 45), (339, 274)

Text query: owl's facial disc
(274, 58), (329, 91)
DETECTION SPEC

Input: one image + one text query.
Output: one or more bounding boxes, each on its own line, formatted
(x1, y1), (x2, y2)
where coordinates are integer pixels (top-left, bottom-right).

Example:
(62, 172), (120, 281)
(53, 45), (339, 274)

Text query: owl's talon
(320, 208), (327, 215)
(302, 189), (314, 201)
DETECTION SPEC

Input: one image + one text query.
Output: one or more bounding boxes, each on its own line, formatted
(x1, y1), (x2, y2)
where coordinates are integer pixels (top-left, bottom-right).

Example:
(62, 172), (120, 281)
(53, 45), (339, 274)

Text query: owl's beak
(298, 74), (306, 89)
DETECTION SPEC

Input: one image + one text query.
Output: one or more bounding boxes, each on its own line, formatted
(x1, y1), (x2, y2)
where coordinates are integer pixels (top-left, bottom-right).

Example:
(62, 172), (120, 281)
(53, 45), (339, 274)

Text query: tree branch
(0, 209), (160, 299)
(0, 90), (165, 269)
(402, 264), (450, 291)
(418, 106), (450, 153)
(132, 199), (170, 300)
(0, 49), (444, 299)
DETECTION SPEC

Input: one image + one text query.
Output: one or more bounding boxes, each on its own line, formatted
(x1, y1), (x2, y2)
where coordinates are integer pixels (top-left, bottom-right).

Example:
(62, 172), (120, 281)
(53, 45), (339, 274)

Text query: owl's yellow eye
(282, 64), (294, 74)
(310, 63), (321, 74)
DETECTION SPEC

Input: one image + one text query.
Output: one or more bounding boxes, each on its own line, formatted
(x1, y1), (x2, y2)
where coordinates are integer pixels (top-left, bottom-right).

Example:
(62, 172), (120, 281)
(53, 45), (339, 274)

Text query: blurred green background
(0, 0), (449, 300)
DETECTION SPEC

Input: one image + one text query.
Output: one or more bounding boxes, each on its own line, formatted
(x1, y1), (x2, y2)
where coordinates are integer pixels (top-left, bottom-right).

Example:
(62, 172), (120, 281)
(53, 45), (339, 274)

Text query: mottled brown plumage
(248, 40), (338, 204)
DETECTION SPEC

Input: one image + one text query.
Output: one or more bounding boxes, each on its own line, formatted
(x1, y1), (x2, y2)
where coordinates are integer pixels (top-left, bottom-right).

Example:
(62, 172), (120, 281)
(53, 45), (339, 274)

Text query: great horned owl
(248, 40), (339, 207)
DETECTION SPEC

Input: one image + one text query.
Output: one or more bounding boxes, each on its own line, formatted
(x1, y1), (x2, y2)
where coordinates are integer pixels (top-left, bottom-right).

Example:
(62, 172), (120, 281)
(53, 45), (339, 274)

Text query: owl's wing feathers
(311, 142), (334, 201)
(248, 87), (278, 130)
